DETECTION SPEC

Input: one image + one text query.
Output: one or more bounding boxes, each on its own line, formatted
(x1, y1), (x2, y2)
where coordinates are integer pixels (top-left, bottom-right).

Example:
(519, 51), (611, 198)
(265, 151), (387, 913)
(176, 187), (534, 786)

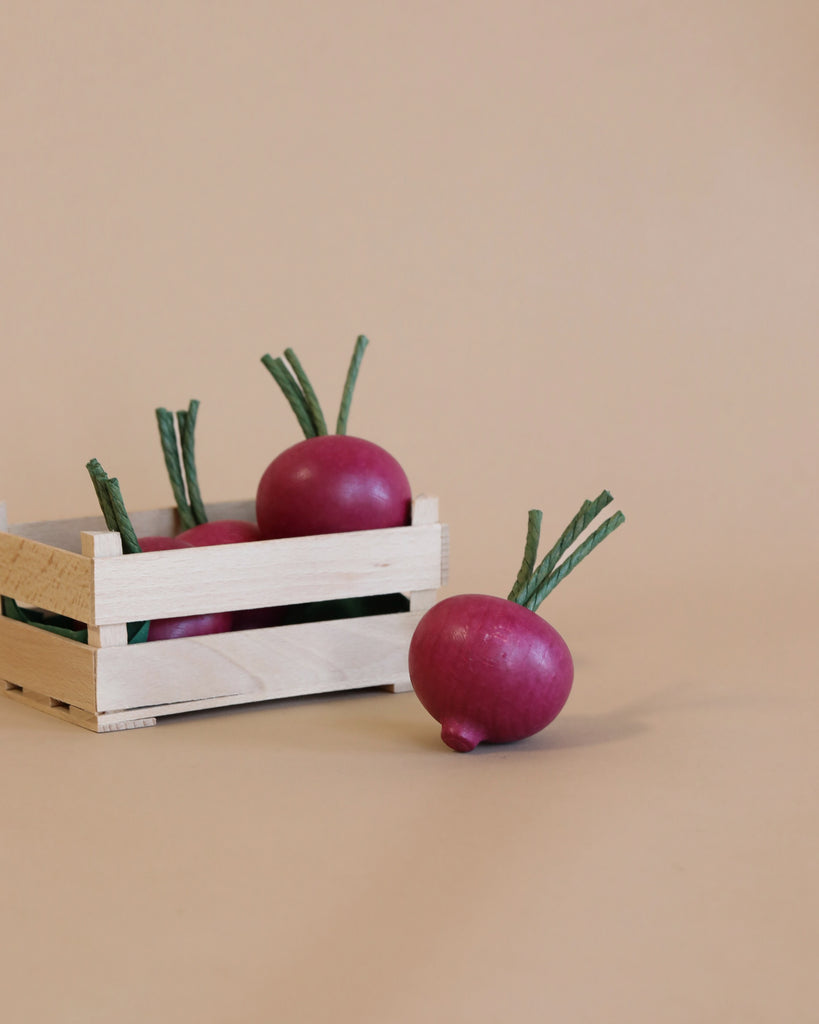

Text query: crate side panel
(92, 524), (444, 625)
(0, 532), (93, 621)
(95, 611), (423, 713)
(0, 615), (97, 711)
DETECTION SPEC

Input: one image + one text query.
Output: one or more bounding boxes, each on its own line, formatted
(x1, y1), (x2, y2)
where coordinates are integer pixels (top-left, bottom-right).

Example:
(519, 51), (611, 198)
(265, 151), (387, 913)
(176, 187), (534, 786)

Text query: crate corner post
(80, 530), (158, 732)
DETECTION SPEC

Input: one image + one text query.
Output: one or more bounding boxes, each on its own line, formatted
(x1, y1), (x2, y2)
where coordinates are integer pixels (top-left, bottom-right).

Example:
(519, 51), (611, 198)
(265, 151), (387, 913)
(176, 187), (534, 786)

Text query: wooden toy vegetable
(155, 401), (279, 630)
(155, 400), (262, 547)
(256, 336), (412, 540)
(86, 459), (233, 641)
(136, 535), (233, 640)
(408, 491), (625, 751)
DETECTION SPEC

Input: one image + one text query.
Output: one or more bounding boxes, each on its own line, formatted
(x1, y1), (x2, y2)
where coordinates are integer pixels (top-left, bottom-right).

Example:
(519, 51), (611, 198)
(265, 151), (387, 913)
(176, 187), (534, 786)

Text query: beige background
(1, 2), (817, 1022)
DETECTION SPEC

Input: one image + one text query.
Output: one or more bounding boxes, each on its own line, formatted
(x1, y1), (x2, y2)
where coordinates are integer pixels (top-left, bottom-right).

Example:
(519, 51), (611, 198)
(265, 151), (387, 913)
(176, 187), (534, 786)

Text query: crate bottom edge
(5, 674), (414, 732)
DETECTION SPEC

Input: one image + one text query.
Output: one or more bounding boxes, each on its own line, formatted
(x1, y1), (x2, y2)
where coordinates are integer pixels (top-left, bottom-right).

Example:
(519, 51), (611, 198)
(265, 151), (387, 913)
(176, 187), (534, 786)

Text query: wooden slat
(3, 686), (156, 731)
(411, 495), (439, 525)
(406, 498), (443, 615)
(81, 532), (129, 647)
(440, 523), (450, 585)
(95, 610), (422, 713)
(0, 615), (97, 712)
(90, 524), (444, 625)
(0, 531), (94, 622)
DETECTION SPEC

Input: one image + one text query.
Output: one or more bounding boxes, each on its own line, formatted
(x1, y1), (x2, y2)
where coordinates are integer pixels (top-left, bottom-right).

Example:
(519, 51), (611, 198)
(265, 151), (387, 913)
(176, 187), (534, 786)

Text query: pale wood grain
(3, 685), (156, 731)
(0, 530), (94, 622)
(81, 532), (129, 647)
(0, 615), (97, 711)
(95, 610), (423, 713)
(2, 496), (444, 730)
(411, 495), (439, 525)
(90, 523), (444, 625)
(402, 497), (442, 614)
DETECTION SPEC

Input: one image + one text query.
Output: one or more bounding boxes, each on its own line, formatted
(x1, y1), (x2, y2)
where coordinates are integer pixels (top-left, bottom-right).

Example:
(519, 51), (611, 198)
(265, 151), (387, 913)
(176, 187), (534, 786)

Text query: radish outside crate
(0, 496), (448, 732)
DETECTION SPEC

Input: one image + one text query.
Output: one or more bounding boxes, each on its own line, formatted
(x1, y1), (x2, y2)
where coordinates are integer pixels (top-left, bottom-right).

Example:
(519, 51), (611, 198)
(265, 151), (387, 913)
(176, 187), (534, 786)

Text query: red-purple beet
(138, 535), (234, 640)
(177, 519), (262, 546)
(256, 435), (411, 539)
(409, 594), (574, 751)
(147, 609), (233, 641)
(138, 536), (187, 554)
(230, 604), (284, 631)
(257, 336), (411, 540)
(407, 493), (626, 752)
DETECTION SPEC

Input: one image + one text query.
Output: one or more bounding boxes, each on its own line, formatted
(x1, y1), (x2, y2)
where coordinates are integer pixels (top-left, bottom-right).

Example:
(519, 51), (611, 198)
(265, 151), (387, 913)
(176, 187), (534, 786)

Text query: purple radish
(177, 519), (262, 546)
(256, 336), (411, 540)
(408, 492), (625, 751)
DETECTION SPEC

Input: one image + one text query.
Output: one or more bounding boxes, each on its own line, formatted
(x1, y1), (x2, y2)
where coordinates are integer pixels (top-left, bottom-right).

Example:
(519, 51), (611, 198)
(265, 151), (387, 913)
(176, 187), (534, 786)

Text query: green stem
(85, 460), (142, 553)
(283, 348), (328, 436)
(522, 511), (625, 611)
(84, 462), (151, 643)
(261, 353), (318, 439)
(86, 459), (118, 531)
(156, 407), (195, 530)
(507, 509), (542, 602)
(336, 335), (369, 435)
(105, 477), (142, 554)
(516, 490), (613, 609)
(178, 400), (208, 525)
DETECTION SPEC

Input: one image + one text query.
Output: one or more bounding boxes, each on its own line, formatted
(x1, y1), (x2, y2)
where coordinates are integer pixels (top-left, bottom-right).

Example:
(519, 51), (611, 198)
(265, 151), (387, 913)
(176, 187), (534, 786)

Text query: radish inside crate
(0, 495), (448, 732)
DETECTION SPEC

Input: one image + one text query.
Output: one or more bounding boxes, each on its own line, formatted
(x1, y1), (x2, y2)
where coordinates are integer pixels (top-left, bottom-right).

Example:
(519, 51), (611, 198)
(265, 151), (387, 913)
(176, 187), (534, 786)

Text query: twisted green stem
(86, 458), (118, 531)
(156, 407), (195, 530)
(105, 478), (141, 553)
(284, 348), (328, 436)
(509, 491), (625, 612)
(85, 460), (142, 553)
(262, 334), (371, 439)
(261, 354), (318, 438)
(178, 400), (208, 525)
(336, 335), (369, 435)
(516, 490), (613, 609)
(522, 511), (625, 610)
(507, 509), (542, 602)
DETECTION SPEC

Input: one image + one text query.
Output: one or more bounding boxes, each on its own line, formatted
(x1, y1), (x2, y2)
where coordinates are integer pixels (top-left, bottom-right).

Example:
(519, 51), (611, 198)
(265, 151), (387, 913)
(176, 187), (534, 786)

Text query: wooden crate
(0, 496), (447, 732)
